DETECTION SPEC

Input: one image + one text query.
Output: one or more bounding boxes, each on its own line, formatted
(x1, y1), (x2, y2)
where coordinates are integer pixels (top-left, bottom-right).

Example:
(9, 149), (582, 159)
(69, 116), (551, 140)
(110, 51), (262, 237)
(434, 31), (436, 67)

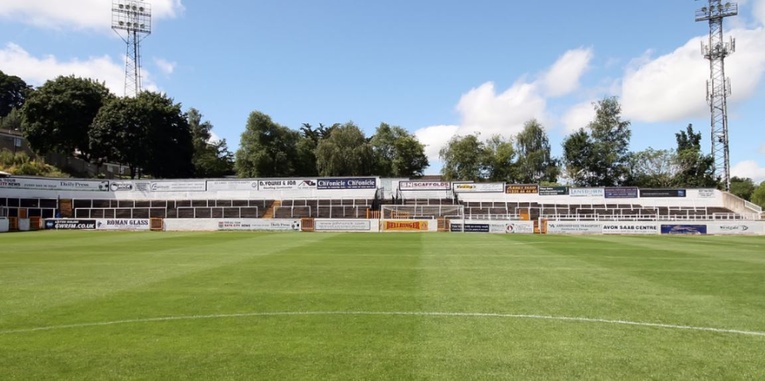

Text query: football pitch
(1, 231), (764, 380)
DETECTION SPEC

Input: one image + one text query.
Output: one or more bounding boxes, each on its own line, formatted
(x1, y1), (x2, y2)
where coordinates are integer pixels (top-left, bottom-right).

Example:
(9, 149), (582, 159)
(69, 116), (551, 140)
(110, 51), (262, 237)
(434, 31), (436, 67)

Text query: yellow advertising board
(383, 220), (430, 231)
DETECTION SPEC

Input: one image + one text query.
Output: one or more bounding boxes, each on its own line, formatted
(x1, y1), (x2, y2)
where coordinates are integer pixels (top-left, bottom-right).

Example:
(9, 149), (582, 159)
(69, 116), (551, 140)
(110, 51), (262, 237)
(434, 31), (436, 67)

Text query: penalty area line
(1, 311), (764, 337)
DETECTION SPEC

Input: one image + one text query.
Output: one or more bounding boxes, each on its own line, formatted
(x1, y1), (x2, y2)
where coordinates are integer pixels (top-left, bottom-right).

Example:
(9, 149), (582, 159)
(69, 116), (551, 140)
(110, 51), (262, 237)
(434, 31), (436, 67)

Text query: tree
(89, 92), (194, 179)
(439, 134), (486, 181)
(188, 108), (234, 178)
(315, 122), (373, 176)
(235, 111), (300, 177)
(514, 119), (558, 183)
(0, 107), (22, 131)
(21, 76), (113, 160)
(0, 70), (31, 118)
(730, 177), (755, 201)
(89, 96), (149, 179)
(562, 128), (596, 186)
(752, 181), (765, 209)
(294, 123), (333, 177)
(624, 148), (677, 188)
(673, 124), (717, 187)
(369, 123), (428, 177)
(483, 135), (515, 182)
(562, 97), (631, 186)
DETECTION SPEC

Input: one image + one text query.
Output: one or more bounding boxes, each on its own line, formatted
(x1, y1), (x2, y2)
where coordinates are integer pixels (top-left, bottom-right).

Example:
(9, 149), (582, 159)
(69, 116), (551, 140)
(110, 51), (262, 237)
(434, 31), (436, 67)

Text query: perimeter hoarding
(546, 222), (603, 234)
(569, 188), (605, 197)
(505, 184), (539, 194)
(149, 181), (207, 192)
(217, 219), (302, 231)
(604, 187), (638, 199)
(399, 181), (451, 191)
(207, 180), (260, 191)
(257, 179), (316, 191)
(450, 221), (534, 234)
(0, 178), (109, 192)
(382, 220), (429, 231)
(639, 189), (686, 198)
(539, 186), (569, 196)
(96, 219), (151, 231)
(318, 178), (377, 190)
(452, 183), (505, 193)
(660, 224), (707, 235)
(315, 219), (372, 232)
(43, 219), (97, 230)
(602, 223), (660, 235)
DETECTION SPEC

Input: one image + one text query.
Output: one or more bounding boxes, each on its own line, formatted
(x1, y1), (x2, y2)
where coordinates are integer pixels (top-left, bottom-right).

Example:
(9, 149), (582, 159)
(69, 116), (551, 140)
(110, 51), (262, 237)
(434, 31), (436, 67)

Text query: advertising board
(109, 181), (134, 191)
(318, 178), (377, 190)
(697, 189), (716, 198)
(217, 219), (301, 231)
(382, 220), (429, 231)
(450, 223), (490, 233)
(0, 217), (8, 233)
(604, 187), (638, 199)
(450, 221), (534, 234)
(207, 180), (260, 191)
(315, 219), (372, 231)
(639, 189), (686, 198)
(707, 222), (763, 235)
(95, 219), (151, 231)
(539, 186), (569, 196)
(569, 188), (605, 197)
(399, 181), (451, 191)
(602, 223), (659, 235)
(452, 183), (505, 193)
(0, 177), (109, 192)
(660, 224), (707, 235)
(257, 179), (316, 190)
(149, 181), (207, 192)
(43, 219), (97, 230)
(546, 222), (603, 234)
(505, 184), (539, 194)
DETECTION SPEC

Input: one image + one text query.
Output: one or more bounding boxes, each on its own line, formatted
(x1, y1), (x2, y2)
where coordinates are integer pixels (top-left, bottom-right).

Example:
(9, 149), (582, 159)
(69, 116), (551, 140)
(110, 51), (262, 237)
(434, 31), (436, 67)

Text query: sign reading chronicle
(318, 178), (377, 190)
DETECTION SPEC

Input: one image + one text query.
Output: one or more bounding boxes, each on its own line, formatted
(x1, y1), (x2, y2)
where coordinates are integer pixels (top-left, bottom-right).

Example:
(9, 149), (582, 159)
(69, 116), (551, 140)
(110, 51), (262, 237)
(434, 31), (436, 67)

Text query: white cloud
(414, 124), (459, 163)
(0, 0), (184, 30)
(154, 58), (176, 75)
(732, 160), (765, 183)
(541, 48), (593, 97)
(0, 42), (156, 94)
(621, 26), (765, 123)
(561, 100), (596, 133)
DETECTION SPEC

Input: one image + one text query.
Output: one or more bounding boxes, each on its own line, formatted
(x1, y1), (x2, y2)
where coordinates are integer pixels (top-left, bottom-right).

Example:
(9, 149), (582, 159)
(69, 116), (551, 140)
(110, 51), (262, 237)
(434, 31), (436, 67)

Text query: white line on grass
(2, 311), (764, 337)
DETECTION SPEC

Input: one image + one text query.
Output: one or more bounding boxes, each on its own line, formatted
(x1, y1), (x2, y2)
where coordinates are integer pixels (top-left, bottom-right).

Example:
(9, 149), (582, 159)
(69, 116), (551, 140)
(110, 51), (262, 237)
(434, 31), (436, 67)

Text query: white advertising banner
(149, 181), (207, 192)
(95, 219), (151, 231)
(399, 181), (451, 191)
(109, 181), (134, 191)
(451, 220), (534, 234)
(217, 219), (301, 231)
(315, 219), (372, 232)
(258, 179), (317, 190)
(697, 189), (716, 198)
(0, 177), (109, 192)
(0, 218), (8, 233)
(602, 222), (660, 235)
(452, 183), (505, 193)
(569, 188), (605, 197)
(546, 222), (603, 234)
(707, 222), (764, 235)
(207, 180), (260, 191)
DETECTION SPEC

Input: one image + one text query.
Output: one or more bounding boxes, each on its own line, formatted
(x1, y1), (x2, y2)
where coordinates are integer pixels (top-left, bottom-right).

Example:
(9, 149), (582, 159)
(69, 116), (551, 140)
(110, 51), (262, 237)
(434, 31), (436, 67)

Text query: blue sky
(1, 0), (764, 183)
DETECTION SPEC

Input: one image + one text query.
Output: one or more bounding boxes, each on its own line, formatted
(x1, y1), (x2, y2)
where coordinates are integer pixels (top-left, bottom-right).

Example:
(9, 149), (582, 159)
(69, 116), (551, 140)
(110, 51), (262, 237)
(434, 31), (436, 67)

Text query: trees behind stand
(18, 75), (233, 179)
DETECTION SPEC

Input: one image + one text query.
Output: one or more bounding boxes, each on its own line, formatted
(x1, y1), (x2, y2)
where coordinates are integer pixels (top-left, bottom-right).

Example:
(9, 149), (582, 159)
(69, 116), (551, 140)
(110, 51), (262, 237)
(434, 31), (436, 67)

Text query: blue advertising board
(604, 187), (638, 199)
(660, 224), (707, 235)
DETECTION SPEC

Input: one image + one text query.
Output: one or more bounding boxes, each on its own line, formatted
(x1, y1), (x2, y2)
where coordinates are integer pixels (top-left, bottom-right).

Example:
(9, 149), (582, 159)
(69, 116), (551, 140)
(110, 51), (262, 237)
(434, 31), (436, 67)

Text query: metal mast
(112, 0), (151, 97)
(695, 1), (737, 191)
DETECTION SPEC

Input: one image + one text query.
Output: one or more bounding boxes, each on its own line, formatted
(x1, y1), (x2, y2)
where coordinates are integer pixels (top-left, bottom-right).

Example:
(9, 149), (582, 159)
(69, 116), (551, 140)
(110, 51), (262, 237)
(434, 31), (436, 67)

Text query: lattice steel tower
(112, 0), (151, 97)
(695, 1), (737, 191)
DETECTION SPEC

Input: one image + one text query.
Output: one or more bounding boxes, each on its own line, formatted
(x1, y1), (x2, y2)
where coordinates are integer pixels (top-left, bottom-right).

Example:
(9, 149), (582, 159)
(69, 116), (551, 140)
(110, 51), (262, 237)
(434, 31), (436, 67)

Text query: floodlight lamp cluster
(111, 0), (152, 34)
(696, 1), (738, 21)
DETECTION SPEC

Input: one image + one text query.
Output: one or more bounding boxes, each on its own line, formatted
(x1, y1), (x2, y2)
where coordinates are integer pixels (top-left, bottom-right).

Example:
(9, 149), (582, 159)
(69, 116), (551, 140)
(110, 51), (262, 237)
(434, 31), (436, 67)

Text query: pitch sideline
(1, 311), (764, 337)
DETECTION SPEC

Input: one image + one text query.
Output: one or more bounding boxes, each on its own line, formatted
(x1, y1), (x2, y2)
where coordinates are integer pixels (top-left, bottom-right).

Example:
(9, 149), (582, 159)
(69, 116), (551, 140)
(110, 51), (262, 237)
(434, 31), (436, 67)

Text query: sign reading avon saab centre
(399, 181), (451, 191)
(383, 220), (429, 231)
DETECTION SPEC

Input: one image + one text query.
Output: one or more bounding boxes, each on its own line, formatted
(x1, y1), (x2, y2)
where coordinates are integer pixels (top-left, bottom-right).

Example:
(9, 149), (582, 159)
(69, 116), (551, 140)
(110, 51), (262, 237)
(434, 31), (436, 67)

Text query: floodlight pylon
(111, 0), (151, 97)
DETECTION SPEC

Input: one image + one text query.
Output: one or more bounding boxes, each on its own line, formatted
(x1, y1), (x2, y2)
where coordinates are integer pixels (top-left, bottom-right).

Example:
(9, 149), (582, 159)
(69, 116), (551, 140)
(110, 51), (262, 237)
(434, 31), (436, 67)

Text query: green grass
(1, 231), (764, 380)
